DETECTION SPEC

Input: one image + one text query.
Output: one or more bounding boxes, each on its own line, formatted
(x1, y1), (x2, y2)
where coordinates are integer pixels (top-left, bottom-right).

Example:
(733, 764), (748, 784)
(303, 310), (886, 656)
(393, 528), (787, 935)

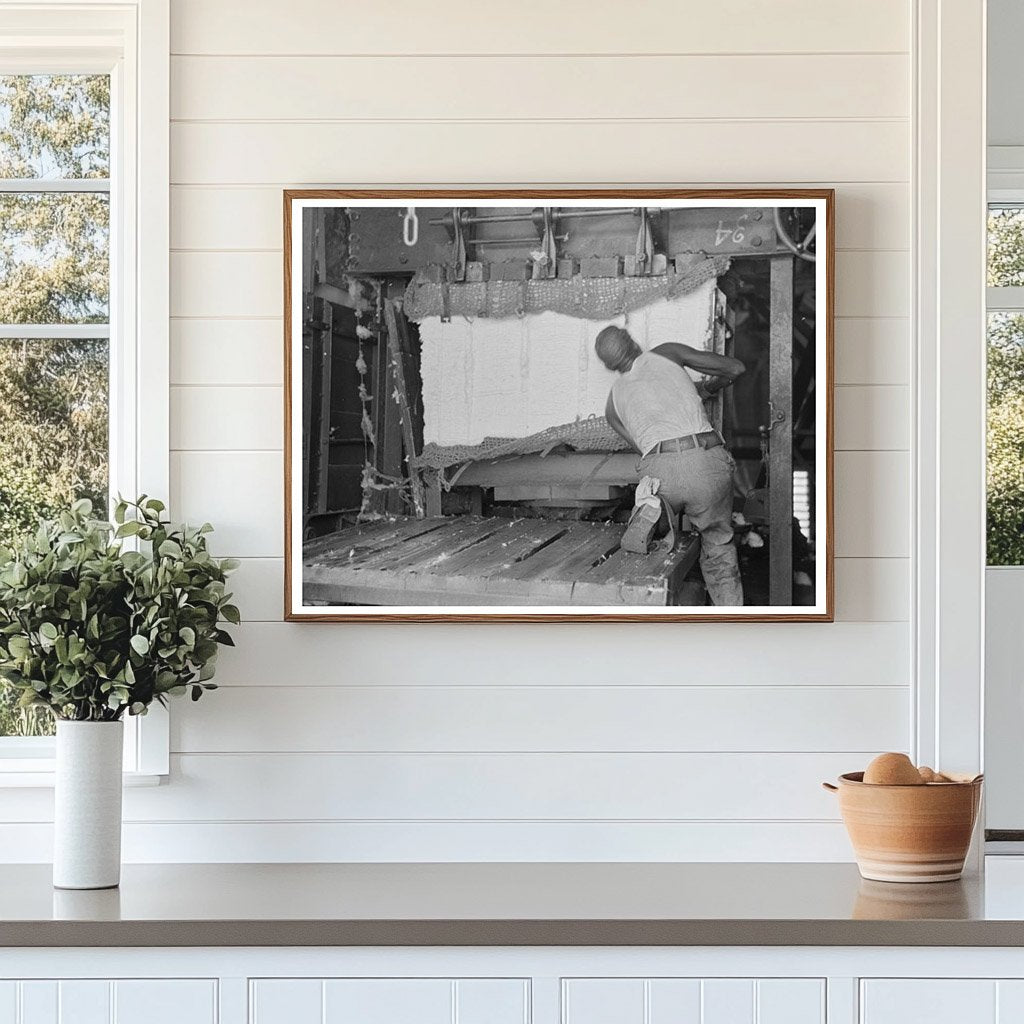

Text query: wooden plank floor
(303, 515), (703, 606)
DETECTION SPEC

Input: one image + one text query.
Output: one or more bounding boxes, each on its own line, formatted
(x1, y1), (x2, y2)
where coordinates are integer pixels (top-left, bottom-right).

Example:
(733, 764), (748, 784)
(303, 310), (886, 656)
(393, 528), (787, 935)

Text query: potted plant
(0, 497), (239, 889)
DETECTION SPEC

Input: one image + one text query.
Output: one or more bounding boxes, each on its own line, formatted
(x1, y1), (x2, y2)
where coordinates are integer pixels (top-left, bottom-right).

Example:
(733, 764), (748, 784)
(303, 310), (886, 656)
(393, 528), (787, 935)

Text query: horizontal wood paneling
(171, 685), (909, 754)
(169, 183), (909, 251)
(834, 251), (909, 318)
(170, 0), (910, 56)
(167, 383), (901, 452)
(170, 121), (909, 186)
(834, 318), (910, 385)
(208, 621), (910, 687)
(171, 54), (908, 122)
(171, 252), (280, 317)
(226, 556), (909, 623)
(170, 451), (282, 557)
(834, 385), (910, 450)
(170, 319), (283, 386)
(170, 449), (907, 558)
(21, 0), (913, 865)
(221, 557), (283, 620)
(0, 820), (857, 862)
(113, 752), (859, 821)
(170, 386), (281, 450)
(0, 752), (868, 822)
(834, 452), (911, 558)
(170, 250), (909, 320)
(833, 558), (910, 621)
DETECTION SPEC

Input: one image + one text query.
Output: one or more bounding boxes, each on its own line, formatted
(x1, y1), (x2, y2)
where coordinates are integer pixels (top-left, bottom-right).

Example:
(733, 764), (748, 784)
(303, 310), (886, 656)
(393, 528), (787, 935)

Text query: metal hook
(766, 402), (786, 432)
(402, 207), (419, 247)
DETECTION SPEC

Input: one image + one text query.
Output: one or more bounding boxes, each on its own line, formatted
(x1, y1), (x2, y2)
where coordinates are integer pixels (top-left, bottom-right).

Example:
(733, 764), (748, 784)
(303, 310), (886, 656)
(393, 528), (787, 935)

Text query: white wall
(3, 0), (915, 862)
(988, 0), (1024, 148)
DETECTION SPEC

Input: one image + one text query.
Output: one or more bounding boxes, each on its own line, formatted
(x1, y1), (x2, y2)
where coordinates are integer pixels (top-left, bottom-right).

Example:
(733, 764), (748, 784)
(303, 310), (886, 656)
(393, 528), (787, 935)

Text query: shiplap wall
(3, 0), (916, 861)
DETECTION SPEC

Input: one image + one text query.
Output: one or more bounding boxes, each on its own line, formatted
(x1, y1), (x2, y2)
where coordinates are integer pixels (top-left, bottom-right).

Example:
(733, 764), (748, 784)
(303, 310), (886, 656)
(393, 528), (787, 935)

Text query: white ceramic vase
(53, 720), (124, 890)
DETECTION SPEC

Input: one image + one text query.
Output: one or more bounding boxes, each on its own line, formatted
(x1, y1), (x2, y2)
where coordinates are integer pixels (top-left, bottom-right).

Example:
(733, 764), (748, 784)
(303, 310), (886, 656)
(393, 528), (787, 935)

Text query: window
(0, 3), (169, 777)
(0, 74), (111, 738)
(987, 206), (1024, 565)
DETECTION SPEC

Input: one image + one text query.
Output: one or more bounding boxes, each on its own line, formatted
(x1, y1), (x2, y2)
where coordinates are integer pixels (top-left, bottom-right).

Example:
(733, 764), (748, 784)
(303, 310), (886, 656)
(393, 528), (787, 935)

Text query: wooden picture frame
(284, 189), (834, 622)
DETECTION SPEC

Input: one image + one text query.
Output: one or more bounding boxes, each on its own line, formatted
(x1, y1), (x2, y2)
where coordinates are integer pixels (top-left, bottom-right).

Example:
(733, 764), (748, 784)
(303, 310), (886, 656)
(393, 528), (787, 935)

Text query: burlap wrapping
(415, 415), (631, 472)
(403, 254), (730, 321)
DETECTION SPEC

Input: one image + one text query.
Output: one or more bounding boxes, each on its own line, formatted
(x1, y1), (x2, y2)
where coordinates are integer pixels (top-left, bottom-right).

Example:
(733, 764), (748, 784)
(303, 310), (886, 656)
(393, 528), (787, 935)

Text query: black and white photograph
(285, 192), (833, 620)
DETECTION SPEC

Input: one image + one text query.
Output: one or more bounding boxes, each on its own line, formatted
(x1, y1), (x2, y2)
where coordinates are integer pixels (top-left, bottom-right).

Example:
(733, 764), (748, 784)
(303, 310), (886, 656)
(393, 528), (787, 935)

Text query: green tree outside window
(988, 209), (1024, 566)
(0, 75), (110, 736)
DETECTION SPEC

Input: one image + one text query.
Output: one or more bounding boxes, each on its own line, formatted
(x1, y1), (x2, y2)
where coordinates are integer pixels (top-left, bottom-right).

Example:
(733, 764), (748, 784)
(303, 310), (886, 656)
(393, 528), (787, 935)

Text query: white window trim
(914, 0), (987, 816)
(0, 0), (169, 783)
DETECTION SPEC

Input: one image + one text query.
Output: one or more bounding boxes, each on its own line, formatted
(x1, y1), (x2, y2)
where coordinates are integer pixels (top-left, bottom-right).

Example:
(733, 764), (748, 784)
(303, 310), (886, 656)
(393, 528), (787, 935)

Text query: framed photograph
(284, 190), (833, 622)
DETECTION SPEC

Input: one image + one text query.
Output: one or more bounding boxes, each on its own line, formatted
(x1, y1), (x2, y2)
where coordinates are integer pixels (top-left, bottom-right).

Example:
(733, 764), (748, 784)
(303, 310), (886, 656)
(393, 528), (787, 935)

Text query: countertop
(6, 861), (1024, 947)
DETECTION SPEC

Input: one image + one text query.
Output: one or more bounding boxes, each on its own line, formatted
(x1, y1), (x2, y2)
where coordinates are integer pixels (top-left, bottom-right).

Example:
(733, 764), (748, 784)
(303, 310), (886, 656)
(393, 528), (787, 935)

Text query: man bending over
(595, 325), (746, 606)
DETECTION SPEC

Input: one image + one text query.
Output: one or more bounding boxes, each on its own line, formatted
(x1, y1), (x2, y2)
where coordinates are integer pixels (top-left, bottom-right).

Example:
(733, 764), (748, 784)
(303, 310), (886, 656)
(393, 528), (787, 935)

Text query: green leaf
(220, 604), (241, 625)
(130, 634), (150, 656)
(8, 635), (30, 657)
(158, 539), (183, 559)
(39, 622), (58, 641)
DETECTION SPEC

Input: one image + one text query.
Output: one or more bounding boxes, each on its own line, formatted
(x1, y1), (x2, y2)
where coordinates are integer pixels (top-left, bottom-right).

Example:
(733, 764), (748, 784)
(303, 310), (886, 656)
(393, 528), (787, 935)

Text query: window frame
(985, 197), (1024, 572)
(0, 0), (169, 782)
(987, 196), (1024, 314)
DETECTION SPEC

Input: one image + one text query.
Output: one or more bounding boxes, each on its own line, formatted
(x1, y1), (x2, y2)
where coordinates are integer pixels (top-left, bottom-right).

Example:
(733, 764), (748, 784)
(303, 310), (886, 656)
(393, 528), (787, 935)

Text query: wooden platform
(303, 515), (703, 607)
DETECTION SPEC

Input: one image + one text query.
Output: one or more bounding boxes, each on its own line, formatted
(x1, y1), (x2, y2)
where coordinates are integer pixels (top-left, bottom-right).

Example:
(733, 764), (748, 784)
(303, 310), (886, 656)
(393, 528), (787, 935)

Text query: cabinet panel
(250, 979), (323, 1024)
(0, 981), (216, 1024)
(702, 979), (754, 1024)
(997, 980), (1024, 1021)
(647, 980), (702, 1022)
(18, 983), (56, 1024)
(563, 980), (645, 1024)
(456, 980), (530, 1024)
(757, 980), (826, 1024)
(113, 981), (217, 1024)
(58, 982), (110, 1024)
(250, 979), (528, 1024)
(0, 983), (15, 1024)
(323, 980), (451, 1024)
(563, 978), (824, 1024)
(861, 981), (997, 1023)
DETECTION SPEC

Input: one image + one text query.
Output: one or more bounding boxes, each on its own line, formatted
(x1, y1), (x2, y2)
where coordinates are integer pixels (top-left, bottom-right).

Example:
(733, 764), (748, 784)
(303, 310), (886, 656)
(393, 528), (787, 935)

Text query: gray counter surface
(0, 861), (1018, 947)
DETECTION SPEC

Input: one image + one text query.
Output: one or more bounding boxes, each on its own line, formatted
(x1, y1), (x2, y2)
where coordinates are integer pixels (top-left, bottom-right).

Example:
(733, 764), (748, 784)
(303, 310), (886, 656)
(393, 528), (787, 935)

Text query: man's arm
(605, 392), (638, 452)
(652, 342), (745, 383)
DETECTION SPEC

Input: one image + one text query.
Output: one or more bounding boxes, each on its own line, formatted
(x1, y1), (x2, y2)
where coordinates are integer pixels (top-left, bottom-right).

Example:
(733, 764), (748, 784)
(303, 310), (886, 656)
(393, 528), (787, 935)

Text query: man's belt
(649, 431), (723, 454)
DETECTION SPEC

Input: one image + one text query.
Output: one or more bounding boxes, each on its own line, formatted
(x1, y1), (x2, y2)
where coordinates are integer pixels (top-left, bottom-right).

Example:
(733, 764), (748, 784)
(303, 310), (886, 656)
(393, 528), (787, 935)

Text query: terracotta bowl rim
(837, 771), (984, 789)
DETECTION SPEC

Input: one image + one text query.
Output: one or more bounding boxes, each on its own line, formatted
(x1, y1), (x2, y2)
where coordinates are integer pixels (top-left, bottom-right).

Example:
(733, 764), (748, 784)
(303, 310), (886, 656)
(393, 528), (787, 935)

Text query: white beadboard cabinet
(0, 979), (218, 1024)
(860, 979), (1024, 1023)
(5, 950), (1024, 1024)
(249, 979), (529, 1024)
(561, 978), (825, 1024)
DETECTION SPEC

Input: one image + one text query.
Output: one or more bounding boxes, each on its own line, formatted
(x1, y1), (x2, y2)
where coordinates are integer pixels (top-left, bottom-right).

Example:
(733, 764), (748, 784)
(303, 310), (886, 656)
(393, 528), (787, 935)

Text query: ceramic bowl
(823, 772), (983, 883)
